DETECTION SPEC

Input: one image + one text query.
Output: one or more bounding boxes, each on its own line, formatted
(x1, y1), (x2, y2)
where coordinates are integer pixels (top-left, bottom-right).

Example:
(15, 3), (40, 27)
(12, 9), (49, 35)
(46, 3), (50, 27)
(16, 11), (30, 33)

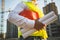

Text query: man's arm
(8, 2), (35, 29)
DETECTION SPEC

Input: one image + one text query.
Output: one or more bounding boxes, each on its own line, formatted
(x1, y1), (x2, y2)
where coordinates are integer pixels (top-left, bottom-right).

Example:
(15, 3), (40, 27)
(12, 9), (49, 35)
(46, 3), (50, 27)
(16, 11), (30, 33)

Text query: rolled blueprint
(22, 29), (36, 38)
(38, 11), (55, 22)
(21, 28), (31, 34)
(22, 11), (58, 38)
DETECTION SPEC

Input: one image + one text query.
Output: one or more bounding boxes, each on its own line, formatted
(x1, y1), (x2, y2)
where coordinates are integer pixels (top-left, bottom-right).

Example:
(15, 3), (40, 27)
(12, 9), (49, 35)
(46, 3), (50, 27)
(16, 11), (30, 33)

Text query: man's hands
(34, 19), (46, 31)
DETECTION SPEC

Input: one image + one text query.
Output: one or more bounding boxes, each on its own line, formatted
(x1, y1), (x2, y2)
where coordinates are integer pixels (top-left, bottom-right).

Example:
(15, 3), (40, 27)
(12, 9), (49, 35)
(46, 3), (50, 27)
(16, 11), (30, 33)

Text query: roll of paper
(42, 15), (57, 25)
(22, 29), (36, 38)
(38, 11), (54, 22)
(21, 28), (31, 34)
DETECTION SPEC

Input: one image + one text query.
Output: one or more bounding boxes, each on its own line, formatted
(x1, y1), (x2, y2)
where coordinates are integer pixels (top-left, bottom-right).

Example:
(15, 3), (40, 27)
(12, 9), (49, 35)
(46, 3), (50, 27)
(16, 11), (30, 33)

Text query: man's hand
(34, 19), (46, 31)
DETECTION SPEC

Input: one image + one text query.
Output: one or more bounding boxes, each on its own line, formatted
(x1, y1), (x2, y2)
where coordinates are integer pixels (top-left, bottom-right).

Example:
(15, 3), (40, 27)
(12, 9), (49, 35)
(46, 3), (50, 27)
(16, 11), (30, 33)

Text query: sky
(0, 0), (60, 33)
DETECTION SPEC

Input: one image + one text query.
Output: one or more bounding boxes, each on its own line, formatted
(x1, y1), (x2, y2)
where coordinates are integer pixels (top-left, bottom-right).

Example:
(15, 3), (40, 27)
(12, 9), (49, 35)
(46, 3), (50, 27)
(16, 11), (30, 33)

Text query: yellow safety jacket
(18, 2), (48, 39)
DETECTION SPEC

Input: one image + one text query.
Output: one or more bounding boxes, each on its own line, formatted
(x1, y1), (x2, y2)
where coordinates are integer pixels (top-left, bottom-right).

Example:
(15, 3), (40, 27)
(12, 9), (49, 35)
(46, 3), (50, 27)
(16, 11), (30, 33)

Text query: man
(8, 0), (48, 40)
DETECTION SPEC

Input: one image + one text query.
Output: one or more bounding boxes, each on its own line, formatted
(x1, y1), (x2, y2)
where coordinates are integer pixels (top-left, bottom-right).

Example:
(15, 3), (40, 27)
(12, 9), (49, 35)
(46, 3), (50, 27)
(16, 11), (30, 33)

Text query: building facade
(43, 2), (60, 37)
(6, 20), (18, 38)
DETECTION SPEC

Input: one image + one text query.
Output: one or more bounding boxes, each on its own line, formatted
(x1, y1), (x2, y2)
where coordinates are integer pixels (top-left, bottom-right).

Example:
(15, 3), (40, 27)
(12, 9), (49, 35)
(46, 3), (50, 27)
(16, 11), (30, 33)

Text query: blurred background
(0, 0), (60, 40)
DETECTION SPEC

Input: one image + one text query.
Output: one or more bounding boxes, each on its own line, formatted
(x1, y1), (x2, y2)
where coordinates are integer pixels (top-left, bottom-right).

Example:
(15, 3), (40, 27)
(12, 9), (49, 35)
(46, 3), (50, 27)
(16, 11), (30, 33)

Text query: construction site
(0, 0), (60, 40)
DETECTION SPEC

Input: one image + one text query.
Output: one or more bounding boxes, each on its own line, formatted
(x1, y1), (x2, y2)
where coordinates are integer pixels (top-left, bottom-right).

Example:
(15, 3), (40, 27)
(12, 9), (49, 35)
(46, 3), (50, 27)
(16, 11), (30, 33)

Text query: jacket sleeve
(8, 2), (35, 28)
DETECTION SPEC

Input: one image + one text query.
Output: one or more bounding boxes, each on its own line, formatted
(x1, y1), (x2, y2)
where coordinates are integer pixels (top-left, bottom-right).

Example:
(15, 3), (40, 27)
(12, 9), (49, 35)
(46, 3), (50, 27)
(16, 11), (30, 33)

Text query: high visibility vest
(24, 2), (44, 18)
(18, 2), (48, 39)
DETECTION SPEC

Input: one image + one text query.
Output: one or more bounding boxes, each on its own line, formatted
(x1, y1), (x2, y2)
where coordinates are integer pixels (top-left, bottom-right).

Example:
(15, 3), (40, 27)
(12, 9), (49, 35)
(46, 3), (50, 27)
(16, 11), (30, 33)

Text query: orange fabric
(19, 9), (39, 20)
